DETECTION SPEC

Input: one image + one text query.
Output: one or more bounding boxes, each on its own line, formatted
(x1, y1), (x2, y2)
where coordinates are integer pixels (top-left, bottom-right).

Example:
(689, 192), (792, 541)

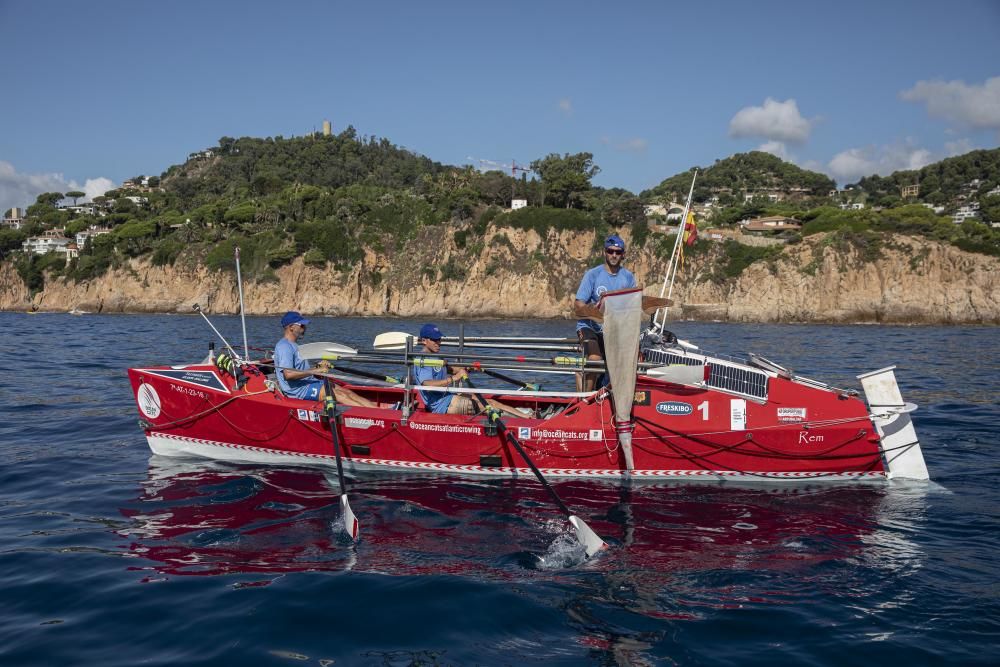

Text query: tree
(35, 192), (63, 208)
(530, 152), (600, 209)
(65, 190), (86, 205)
(113, 220), (156, 255)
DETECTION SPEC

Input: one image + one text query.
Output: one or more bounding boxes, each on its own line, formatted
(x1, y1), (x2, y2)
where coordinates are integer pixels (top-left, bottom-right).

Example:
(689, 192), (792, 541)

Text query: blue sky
(1, 0), (998, 213)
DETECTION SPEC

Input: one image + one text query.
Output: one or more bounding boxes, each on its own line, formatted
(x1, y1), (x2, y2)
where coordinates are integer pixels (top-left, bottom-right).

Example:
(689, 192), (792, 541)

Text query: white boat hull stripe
(146, 433), (886, 481)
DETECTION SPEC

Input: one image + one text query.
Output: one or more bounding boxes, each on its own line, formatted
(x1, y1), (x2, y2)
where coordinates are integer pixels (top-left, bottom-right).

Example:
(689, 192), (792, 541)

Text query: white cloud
(827, 141), (935, 185)
(600, 136), (648, 153)
(756, 141), (790, 160)
(900, 76), (1000, 130)
(83, 177), (115, 201)
(0, 160), (115, 213)
(729, 98), (815, 143)
(558, 98), (573, 115)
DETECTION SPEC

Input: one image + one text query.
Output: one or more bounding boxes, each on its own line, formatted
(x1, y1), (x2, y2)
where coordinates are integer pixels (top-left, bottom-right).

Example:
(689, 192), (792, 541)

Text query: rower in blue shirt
(414, 323), (526, 417)
(273, 311), (378, 407)
(573, 233), (636, 391)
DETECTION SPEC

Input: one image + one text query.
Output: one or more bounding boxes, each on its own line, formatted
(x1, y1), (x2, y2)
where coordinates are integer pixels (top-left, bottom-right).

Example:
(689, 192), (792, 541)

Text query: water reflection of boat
(119, 457), (929, 582)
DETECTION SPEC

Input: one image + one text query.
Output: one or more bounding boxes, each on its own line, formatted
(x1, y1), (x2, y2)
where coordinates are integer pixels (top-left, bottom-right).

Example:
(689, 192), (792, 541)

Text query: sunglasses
(605, 248), (624, 256)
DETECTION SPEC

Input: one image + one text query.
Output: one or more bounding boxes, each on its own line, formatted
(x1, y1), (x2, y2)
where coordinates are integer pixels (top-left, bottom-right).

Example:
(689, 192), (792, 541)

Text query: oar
(322, 378), (359, 541)
(458, 377), (605, 557)
(481, 368), (539, 391)
(298, 341), (359, 360)
(444, 336), (579, 343)
(480, 402), (607, 558)
(333, 364), (401, 384)
(373, 331), (412, 349)
(373, 331), (578, 352)
(262, 360), (401, 384)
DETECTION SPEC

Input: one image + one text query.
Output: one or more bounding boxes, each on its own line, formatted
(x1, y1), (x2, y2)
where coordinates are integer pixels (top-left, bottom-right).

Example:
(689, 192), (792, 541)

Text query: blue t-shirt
(575, 264), (637, 334)
(273, 338), (321, 399)
(414, 364), (454, 414)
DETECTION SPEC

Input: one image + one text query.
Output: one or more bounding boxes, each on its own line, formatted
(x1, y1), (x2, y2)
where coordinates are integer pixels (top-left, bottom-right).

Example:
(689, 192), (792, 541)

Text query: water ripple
(1, 314), (998, 665)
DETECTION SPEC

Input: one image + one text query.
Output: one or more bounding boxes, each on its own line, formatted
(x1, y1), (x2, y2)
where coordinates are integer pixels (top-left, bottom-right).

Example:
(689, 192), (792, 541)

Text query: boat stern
(858, 366), (929, 480)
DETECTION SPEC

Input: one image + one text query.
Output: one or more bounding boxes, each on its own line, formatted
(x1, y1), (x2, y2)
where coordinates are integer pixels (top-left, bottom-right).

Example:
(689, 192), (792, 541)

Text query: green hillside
(641, 151), (836, 203)
(2, 132), (998, 296)
(851, 148), (1000, 208)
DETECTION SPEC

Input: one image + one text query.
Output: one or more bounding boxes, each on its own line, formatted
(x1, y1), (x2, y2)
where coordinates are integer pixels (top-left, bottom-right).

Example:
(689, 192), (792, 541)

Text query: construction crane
(508, 160), (533, 206)
(468, 156), (533, 207)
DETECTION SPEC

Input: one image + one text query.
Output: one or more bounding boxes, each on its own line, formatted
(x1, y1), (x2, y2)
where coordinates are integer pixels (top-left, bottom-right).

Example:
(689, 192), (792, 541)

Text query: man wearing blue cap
(573, 233), (637, 391)
(415, 323), (525, 417)
(273, 311), (376, 406)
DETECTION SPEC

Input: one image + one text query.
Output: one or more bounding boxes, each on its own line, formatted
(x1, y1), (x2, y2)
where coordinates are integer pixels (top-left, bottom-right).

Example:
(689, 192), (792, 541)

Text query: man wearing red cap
(573, 233), (636, 391)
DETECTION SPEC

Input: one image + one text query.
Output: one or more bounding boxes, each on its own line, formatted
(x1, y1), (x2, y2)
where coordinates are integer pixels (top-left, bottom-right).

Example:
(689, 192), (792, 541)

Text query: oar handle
(482, 368), (539, 391)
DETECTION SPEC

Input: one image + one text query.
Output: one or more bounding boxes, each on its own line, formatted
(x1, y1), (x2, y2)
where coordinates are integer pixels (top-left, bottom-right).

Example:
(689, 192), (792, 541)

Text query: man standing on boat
(573, 233), (636, 391)
(415, 323), (526, 417)
(274, 311), (378, 407)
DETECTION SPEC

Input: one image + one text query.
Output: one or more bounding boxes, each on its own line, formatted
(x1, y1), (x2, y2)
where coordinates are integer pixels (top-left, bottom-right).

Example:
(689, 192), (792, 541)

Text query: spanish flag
(683, 212), (698, 246)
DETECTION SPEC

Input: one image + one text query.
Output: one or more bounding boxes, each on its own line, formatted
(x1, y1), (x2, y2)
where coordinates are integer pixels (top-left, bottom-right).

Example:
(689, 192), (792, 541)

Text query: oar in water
(472, 395), (606, 557)
(457, 376), (606, 557)
(322, 378), (359, 541)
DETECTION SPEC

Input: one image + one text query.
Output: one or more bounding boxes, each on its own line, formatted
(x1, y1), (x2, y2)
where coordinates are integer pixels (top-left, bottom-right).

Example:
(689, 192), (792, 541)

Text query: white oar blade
(373, 331), (412, 350)
(341, 494), (359, 541)
(298, 341), (357, 360)
(568, 515), (607, 558)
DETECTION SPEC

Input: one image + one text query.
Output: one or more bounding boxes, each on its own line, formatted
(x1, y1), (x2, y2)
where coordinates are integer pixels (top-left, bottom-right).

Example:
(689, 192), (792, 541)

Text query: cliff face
(2, 228), (998, 324)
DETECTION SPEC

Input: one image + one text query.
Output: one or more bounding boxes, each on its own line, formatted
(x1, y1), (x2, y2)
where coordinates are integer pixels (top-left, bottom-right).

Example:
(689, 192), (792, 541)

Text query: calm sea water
(0, 312), (997, 666)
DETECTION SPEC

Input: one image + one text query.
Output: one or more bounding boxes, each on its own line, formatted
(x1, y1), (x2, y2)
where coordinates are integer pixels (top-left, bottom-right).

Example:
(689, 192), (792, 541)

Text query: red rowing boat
(127, 320), (928, 484)
(127, 252), (929, 553)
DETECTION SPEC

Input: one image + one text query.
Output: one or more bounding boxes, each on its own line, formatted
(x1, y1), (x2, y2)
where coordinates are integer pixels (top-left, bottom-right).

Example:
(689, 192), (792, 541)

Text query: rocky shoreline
(2, 229), (998, 324)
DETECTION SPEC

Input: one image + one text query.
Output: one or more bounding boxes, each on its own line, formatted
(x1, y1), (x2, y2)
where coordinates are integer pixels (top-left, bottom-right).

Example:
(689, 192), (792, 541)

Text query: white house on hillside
(22, 229), (72, 255)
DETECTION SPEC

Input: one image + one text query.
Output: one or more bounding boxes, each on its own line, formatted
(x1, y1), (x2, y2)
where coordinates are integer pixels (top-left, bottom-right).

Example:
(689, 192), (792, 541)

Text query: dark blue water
(1, 312), (997, 665)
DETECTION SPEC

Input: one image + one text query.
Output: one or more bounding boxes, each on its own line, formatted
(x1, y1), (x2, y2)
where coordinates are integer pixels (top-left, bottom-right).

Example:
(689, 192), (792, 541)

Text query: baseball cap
(604, 234), (626, 252)
(419, 323), (443, 341)
(280, 311), (310, 328)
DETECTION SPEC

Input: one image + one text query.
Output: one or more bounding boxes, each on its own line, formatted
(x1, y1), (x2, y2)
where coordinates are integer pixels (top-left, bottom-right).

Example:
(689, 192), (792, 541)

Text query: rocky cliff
(2, 227), (998, 324)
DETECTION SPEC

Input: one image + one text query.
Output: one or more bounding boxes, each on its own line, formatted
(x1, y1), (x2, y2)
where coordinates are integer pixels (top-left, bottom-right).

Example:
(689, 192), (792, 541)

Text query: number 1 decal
(697, 400), (709, 420)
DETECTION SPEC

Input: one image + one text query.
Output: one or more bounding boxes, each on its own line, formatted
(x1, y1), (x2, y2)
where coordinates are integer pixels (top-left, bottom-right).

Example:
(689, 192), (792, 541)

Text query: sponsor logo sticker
(408, 421), (483, 436)
(589, 429), (603, 441)
(730, 399), (747, 431)
(518, 427), (532, 439)
(296, 409), (321, 422)
(143, 369), (229, 393)
(632, 390), (651, 406)
(137, 383), (161, 419)
(345, 416), (385, 430)
(655, 401), (693, 416)
(778, 407), (807, 423)
(530, 428), (594, 441)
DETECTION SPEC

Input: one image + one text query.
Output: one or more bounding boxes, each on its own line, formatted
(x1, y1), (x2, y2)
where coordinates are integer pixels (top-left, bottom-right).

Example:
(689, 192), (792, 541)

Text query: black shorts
(577, 328), (605, 359)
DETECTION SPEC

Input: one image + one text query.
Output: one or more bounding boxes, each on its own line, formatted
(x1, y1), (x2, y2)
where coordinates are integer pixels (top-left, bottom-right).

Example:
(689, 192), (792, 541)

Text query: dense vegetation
(3, 130), (998, 295)
(641, 151), (836, 204)
(851, 149), (1000, 210)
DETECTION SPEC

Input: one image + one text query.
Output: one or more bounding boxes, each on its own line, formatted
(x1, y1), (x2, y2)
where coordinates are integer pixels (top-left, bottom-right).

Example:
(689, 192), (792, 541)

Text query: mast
(652, 169), (698, 331)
